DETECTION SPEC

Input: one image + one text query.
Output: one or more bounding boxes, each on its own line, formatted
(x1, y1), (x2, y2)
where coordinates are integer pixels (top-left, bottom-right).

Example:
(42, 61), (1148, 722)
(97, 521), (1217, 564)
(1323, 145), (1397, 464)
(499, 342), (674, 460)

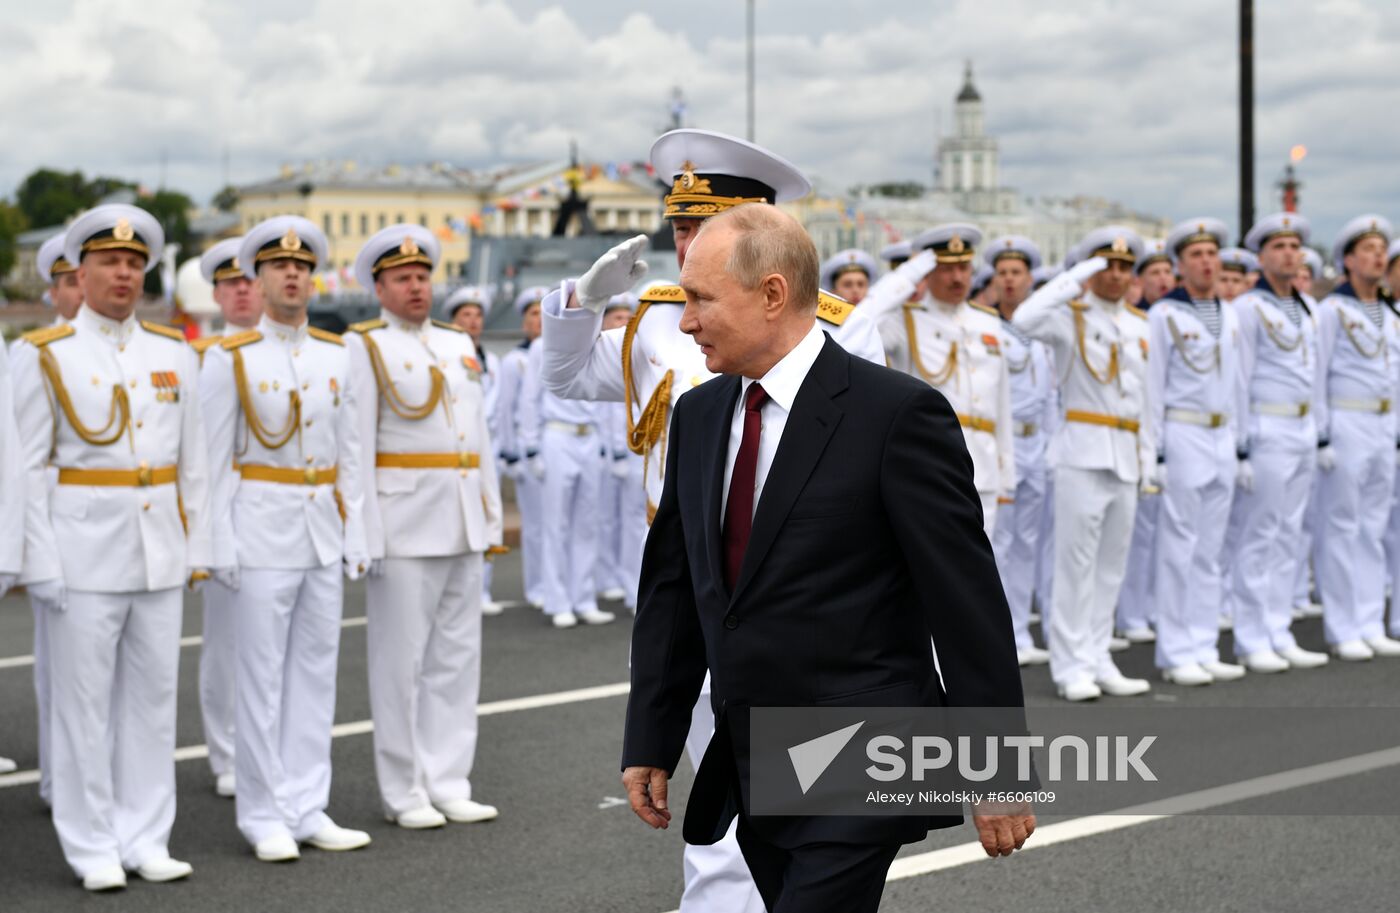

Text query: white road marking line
(658, 744), (1400, 913)
(0, 680), (632, 789)
(0, 616), (369, 670)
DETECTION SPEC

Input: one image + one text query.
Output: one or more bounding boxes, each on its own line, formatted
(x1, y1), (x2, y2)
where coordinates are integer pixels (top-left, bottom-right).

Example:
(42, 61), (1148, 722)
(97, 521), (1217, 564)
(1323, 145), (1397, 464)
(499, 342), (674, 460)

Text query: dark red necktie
(723, 382), (768, 591)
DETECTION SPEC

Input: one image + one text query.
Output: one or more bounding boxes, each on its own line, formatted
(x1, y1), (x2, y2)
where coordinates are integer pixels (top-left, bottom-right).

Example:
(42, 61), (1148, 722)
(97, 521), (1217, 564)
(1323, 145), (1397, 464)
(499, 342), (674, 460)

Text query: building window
(419, 214), (428, 227)
(322, 213), (332, 235)
(340, 213), (350, 235)
(360, 214), (369, 235)
(396, 213), (405, 224)
(378, 213), (387, 230)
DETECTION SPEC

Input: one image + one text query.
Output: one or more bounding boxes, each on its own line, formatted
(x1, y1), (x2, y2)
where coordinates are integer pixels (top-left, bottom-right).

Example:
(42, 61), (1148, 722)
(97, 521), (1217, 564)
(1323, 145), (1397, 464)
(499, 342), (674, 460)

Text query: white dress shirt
(720, 322), (826, 520)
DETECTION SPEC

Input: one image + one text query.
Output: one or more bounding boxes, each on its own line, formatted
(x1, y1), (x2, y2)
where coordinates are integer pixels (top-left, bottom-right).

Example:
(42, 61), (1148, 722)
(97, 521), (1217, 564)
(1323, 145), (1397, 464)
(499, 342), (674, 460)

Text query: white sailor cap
(354, 223), (439, 293)
(651, 129), (810, 220)
(1077, 226), (1145, 265)
(238, 215), (328, 279)
(1219, 247), (1258, 274)
(820, 249), (878, 290)
(984, 235), (1042, 271)
(1244, 212), (1311, 252)
(1301, 247), (1324, 277)
(880, 240), (912, 266)
(1332, 214), (1394, 270)
(912, 223), (982, 264)
(1031, 264), (1062, 286)
(444, 285), (488, 318)
(970, 263), (994, 294)
(64, 204), (163, 274)
(37, 232), (75, 284)
(514, 286), (549, 314)
(199, 237), (246, 284)
(1136, 238), (1171, 274)
(1165, 217), (1229, 262)
(606, 292), (639, 312)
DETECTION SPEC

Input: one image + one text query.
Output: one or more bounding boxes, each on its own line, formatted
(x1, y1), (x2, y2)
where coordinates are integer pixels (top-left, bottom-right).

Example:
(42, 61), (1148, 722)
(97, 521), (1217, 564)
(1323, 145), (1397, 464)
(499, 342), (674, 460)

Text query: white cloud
(0, 0), (1397, 240)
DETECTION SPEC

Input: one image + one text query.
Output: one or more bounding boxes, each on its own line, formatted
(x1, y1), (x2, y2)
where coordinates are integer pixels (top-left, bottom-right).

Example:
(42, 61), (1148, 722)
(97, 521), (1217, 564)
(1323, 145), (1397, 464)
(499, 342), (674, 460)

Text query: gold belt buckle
(1298, 402), (1310, 417)
(1382, 399), (1393, 415)
(137, 461), (152, 486)
(1209, 413), (1224, 428)
(458, 452), (473, 469)
(304, 467), (318, 485)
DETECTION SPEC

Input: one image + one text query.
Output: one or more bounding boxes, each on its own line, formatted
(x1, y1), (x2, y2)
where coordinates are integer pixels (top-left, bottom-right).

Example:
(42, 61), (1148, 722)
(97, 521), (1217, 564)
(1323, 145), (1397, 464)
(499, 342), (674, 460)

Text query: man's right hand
(893, 249), (937, 287)
(622, 766), (672, 829)
(576, 235), (650, 313)
(28, 579), (67, 613)
(214, 566), (241, 591)
(1066, 255), (1109, 288)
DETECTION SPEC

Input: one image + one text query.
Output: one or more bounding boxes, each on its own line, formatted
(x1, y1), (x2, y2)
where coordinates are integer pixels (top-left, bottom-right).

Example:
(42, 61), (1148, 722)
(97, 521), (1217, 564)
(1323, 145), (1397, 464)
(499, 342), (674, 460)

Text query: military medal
(462, 355), (481, 382)
(330, 376), (340, 407)
(150, 370), (179, 403)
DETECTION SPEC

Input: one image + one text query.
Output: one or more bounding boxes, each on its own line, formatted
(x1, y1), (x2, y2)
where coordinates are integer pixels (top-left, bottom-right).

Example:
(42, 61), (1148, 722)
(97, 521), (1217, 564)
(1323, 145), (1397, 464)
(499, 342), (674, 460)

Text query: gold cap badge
(113, 218), (134, 242)
(399, 236), (420, 256)
(679, 160), (697, 191)
(948, 233), (965, 254)
(1111, 236), (1128, 253)
(280, 228), (302, 251)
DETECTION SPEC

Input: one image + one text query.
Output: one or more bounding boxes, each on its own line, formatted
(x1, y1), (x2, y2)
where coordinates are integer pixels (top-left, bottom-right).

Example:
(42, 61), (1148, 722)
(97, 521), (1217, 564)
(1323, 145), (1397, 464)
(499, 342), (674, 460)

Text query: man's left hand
(972, 805), (1036, 857)
(622, 765), (672, 829)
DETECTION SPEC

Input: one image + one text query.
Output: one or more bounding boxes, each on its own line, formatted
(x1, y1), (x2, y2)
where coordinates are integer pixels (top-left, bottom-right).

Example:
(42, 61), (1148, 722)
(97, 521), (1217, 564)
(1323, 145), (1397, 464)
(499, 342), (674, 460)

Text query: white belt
(1165, 408), (1228, 428)
(545, 420), (596, 436)
(1252, 401), (1310, 418)
(1330, 397), (1392, 415)
(1014, 421), (1039, 437)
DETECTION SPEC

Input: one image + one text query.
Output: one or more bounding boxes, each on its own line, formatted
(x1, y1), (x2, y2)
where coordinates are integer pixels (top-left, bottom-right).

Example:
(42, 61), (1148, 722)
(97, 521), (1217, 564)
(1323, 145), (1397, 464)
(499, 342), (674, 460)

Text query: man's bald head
(678, 203), (822, 378)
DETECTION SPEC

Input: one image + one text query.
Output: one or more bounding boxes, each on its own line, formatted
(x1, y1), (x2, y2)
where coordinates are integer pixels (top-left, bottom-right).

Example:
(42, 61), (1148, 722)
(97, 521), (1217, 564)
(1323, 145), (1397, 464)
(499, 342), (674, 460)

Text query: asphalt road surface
(2, 553), (1399, 912)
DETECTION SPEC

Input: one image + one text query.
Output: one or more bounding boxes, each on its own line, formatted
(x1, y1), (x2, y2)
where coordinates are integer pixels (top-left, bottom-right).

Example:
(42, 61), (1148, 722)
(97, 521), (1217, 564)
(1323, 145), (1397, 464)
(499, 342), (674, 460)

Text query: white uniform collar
(260, 314), (309, 345)
(379, 308), (429, 337)
(1084, 290), (1121, 312)
(76, 305), (137, 347)
(927, 293), (963, 316)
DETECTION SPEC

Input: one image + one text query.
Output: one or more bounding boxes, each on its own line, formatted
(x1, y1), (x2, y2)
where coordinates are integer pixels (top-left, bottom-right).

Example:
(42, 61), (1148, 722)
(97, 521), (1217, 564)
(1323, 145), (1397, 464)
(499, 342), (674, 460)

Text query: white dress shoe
(1332, 640), (1375, 662)
(82, 864), (127, 892)
(550, 612), (577, 629)
(1300, 602), (1324, 618)
(1277, 645), (1329, 668)
(0, 756), (16, 774)
(528, 598), (545, 610)
(215, 773), (236, 798)
(436, 798), (499, 823)
(388, 806), (447, 829)
(1202, 660), (1246, 681)
(305, 823), (371, 852)
(1291, 606), (1305, 621)
(1109, 636), (1130, 652)
(1028, 611), (1042, 624)
(135, 856), (193, 883)
(577, 609), (616, 626)
(1240, 650), (1290, 674)
(1096, 674), (1151, 696)
(1364, 635), (1400, 657)
(1056, 681), (1102, 702)
(1217, 613), (1233, 631)
(481, 600), (505, 616)
(1121, 627), (1156, 643)
(599, 587), (626, 601)
(254, 834), (300, 863)
(1016, 645), (1050, 666)
(1161, 663), (1213, 686)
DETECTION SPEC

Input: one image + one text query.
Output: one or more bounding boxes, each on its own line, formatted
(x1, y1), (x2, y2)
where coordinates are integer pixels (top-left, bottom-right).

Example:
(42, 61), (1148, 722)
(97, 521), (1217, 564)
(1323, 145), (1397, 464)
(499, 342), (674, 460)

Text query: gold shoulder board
(140, 320), (187, 342)
(308, 327), (345, 346)
(639, 284), (686, 305)
(968, 301), (1000, 318)
(1125, 304), (1147, 320)
(221, 330), (263, 350)
(191, 335), (224, 354)
(21, 324), (75, 347)
(431, 319), (465, 333)
(348, 318), (387, 334)
(816, 291), (854, 327)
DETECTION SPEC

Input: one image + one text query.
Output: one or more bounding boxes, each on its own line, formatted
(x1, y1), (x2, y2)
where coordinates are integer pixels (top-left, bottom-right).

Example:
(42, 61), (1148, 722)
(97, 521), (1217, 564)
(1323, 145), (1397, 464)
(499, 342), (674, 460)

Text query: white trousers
(234, 563), (342, 845)
(1035, 474), (1055, 622)
(541, 428), (601, 616)
(516, 472), (546, 606)
(1294, 482), (1320, 605)
(30, 594), (52, 805)
(200, 578), (237, 778)
(1317, 412), (1395, 644)
(992, 468), (1048, 650)
(1384, 461), (1400, 637)
(617, 456), (649, 610)
(978, 491), (999, 538)
(1047, 467), (1137, 687)
(1153, 426), (1237, 669)
(1230, 422), (1315, 656)
(680, 678), (765, 913)
(47, 587), (183, 877)
(1117, 492), (1159, 632)
(597, 466), (625, 594)
(367, 554), (485, 815)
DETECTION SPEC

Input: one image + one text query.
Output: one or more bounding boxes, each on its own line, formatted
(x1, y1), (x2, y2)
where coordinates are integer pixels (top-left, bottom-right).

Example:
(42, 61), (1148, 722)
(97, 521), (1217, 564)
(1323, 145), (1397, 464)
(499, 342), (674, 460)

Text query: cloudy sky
(3, 0), (1398, 240)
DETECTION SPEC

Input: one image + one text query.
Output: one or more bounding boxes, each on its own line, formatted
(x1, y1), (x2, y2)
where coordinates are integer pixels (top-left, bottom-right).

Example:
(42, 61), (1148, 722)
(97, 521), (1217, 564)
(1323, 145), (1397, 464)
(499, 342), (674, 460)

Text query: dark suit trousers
(736, 816), (901, 913)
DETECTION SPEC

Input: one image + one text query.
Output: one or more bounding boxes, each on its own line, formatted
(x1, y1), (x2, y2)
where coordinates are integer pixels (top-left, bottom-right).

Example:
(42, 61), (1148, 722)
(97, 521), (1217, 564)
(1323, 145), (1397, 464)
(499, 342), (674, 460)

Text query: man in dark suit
(621, 203), (1035, 912)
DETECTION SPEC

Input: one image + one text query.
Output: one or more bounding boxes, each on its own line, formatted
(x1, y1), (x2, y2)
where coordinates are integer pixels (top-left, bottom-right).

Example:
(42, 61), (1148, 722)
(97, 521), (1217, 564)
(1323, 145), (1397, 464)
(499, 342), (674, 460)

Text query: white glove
(369, 558), (385, 578)
(528, 456), (546, 480)
(344, 556), (369, 581)
(1143, 460), (1166, 493)
(29, 579), (67, 613)
(1236, 458), (1255, 493)
(1317, 445), (1337, 473)
(1066, 255), (1109, 288)
(0, 573), (17, 599)
(893, 249), (937, 287)
(213, 566), (241, 591)
(609, 456), (631, 480)
(577, 234), (650, 313)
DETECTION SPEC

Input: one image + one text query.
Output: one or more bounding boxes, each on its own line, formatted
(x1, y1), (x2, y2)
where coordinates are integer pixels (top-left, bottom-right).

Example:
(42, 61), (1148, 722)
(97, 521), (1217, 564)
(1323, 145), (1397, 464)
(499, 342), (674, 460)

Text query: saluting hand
(577, 235), (650, 314)
(622, 765), (672, 829)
